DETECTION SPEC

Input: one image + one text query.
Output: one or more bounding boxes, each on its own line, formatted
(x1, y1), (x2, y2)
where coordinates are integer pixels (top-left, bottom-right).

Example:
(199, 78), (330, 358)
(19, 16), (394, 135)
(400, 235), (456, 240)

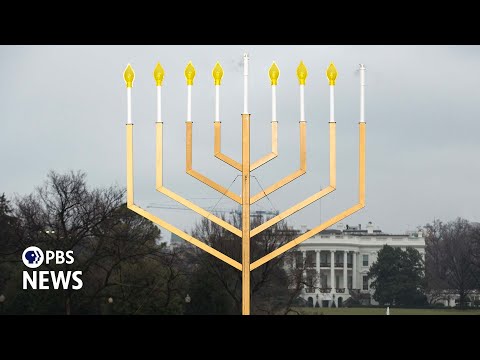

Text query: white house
(291, 222), (425, 307)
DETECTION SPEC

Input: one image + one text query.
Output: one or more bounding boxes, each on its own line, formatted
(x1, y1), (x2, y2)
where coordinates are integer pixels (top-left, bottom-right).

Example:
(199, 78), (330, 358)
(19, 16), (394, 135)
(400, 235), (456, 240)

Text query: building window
(335, 275), (340, 289)
(362, 254), (369, 267)
(320, 252), (329, 266)
(348, 276), (352, 289)
(362, 276), (369, 290)
(295, 252), (303, 269)
(321, 275), (328, 288)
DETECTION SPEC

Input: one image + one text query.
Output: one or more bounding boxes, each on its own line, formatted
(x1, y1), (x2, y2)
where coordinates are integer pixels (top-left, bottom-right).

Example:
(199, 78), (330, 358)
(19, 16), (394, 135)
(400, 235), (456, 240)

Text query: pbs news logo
(22, 246), (83, 290)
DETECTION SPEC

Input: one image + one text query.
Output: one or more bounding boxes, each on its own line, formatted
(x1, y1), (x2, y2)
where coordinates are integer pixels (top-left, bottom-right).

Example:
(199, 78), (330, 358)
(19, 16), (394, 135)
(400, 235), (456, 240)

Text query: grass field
(294, 307), (480, 315)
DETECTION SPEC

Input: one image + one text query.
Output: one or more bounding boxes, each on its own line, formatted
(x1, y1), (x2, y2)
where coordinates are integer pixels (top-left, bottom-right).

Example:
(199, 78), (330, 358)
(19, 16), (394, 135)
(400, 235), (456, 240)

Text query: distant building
(289, 222), (425, 308)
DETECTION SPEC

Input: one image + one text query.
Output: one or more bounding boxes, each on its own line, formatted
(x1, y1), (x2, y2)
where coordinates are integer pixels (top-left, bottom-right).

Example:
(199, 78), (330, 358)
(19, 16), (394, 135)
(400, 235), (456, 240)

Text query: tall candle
(297, 61), (308, 122)
(300, 85), (305, 122)
(329, 85), (334, 123)
(269, 62), (280, 122)
(123, 64), (135, 124)
(187, 85), (192, 122)
(326, 62), (338, 123)
(360, 64), (366, 123)
(128, 88), (132, 124)
(185, 62), (196, 122)
(243, 53), (249, 114)
(154, 62), (165, 123)
(215, 86), (219, 122)
(213, 62), (224, 122)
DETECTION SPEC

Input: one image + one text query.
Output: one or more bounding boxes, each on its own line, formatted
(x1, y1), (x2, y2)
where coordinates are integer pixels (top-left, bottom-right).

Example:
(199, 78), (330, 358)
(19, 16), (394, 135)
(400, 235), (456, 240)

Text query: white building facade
(292, 222), (425, 307)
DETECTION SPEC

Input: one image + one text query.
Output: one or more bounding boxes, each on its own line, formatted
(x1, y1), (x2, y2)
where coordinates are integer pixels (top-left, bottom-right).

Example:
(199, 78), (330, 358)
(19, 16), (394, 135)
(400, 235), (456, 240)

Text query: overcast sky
(1, 45), (479, 238)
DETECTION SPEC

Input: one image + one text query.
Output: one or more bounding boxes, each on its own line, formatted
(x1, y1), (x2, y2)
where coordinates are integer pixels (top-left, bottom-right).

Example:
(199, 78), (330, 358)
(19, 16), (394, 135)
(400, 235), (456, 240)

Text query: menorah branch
(250, 122), (366, 270)
(186, 122), (242, 204)
(250, 122), (336, 237)
(250, 121), (306, 204)
(214, 122), (242, 171)
(125, 124), (242, 270)
(251, 121), (278, 171)
(155, 122), (241, 237)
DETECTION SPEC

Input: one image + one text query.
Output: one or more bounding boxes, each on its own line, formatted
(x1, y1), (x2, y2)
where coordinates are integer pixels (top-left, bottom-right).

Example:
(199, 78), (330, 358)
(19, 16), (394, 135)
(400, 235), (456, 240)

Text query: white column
(156, 86), (162, 123)
(243, 53), (249, 114)
(272, 85), (277, 122)
(329, 85), (335, 123)
(330, 250), (335, 291)
(352, 251), (357, 289)
(127, 88), (132, 124)
(187, 85), (192, 122)
(343, 251), (348, 290)
(215, 85), (220, 122)
(316, 250), (321, 288)
(300, 85), (305, 122)
(302, 251), (307, 289)
(360, 64), (366, 123)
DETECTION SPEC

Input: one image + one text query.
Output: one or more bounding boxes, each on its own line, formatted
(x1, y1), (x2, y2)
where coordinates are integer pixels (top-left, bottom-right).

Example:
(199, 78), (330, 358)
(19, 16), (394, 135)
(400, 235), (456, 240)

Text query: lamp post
(185, 294), (191, 315)
(107, 297), (113, 315)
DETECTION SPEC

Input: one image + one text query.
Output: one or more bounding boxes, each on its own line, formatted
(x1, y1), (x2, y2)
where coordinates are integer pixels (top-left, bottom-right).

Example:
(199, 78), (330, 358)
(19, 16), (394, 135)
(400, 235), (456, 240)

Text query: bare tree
(3, 170), (187, 315)
(425, 218), (477, 308)
(9, 170), (124, 314)
(188, 212), (299, 314)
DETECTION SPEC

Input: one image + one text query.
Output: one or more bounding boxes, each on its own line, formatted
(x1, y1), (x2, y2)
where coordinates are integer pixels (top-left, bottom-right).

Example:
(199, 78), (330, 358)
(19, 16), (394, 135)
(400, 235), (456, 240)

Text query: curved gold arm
(250, 121), (306, 204)
(126, 124), (242, 270)
(251, 121), (278, 171)
(250, 123), (366, 270)
(186, 122), (241, 204)
(251, 122), (336, 237)
(155, 123), (241, 237)
(214, 122), (241, 171)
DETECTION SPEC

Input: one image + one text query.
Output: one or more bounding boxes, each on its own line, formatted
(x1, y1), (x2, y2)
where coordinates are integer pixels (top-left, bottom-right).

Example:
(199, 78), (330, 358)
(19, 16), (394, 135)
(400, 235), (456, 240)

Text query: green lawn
(294, 307), (480, 315)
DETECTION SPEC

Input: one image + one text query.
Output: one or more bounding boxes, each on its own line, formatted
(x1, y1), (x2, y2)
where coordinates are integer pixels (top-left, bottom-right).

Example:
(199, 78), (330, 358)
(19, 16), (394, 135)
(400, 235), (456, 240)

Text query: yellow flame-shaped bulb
(185, 62), (196, 86)
(326, 62), (338, 86)
(124, 64), (135, 88)
(297, 61), (308, 85)
(153, 62), (165, 86)
(212, 62), (224, 86)
(269, 62), (280, 86)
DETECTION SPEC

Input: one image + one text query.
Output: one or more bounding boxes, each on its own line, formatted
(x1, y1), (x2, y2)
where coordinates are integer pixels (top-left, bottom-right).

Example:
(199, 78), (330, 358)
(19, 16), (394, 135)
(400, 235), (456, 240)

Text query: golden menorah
(123, 54), (367, 315)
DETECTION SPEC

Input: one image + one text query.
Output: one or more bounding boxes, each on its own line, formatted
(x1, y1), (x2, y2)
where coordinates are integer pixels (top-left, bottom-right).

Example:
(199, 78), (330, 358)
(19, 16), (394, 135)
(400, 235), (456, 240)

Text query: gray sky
(1, 45), (479, 239)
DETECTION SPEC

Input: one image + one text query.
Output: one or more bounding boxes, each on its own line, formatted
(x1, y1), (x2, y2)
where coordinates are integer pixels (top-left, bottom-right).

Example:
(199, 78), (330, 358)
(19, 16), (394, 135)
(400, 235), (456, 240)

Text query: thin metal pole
(242, 114), (251, 315)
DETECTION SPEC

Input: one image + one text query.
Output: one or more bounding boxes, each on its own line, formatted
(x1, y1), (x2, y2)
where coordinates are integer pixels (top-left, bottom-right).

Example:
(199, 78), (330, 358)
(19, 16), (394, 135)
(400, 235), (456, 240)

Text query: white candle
(154, 62), (165, 123)
(326, 62), (338, 123)
(272, 85), (277, 122)
(187, 85), (192, 122)
(243, 53), (249, 114)
(215, 85), (220, 122)
(360, 64), (366, 123)
(127, 88), (132, 124)
(184, 61), (196, 122)
(157, 86), (162, 123)
(300, 85), (305, 122)
(124, 64), (135, 124)
(329, 85), (335, 123)
(269, 61), (280, 122)
(297, 61), (308, 122)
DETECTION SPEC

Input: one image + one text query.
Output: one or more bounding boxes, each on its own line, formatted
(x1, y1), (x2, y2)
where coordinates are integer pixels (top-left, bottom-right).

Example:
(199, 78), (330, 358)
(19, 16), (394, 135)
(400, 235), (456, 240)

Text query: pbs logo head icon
(22, 246), (44, 269)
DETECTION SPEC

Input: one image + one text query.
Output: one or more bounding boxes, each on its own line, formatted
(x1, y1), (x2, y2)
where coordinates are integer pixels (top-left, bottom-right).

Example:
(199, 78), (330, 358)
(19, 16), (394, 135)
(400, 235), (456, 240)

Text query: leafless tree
(425, 218), (477, 307)
(189, 212), (300, 314)
(5, 170), (187, 315)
